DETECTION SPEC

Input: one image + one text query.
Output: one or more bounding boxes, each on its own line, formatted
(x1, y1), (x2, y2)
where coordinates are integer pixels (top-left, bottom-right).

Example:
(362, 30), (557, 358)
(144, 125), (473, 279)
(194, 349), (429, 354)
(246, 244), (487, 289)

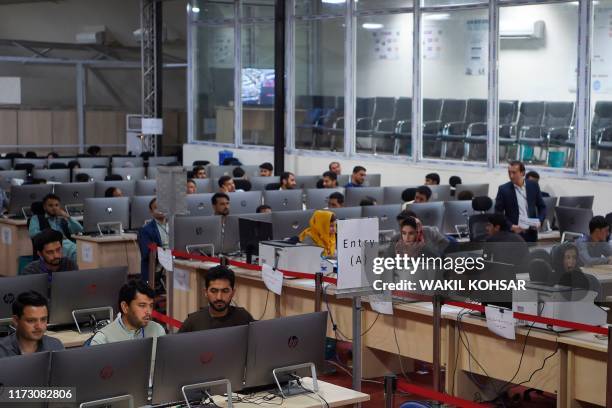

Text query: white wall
(183, 143), (612, 215)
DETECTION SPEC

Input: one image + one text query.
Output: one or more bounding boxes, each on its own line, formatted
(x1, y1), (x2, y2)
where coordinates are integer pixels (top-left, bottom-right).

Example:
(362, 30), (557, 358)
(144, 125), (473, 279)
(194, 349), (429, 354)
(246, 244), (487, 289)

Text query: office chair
(496, 100), (520, 160)
(515, 101), (545, 162)
(49, 163), (68, 169)
(527, 257), (554, 285)
(105, 174), (123, 181)
(5, 152), (23, 160)
(591, 101), (612, 170)
(423, 99), (465, 158)
(14, 163), (34, 174)
(265, 182), (281, 190)
(442, 98), (487, 159)
(74, 173), (91, 182)
(468, 196), (492, 242)
(192, 160), (210, 166)
(376, 97), (410, 155)
(356, 97), (396, 153)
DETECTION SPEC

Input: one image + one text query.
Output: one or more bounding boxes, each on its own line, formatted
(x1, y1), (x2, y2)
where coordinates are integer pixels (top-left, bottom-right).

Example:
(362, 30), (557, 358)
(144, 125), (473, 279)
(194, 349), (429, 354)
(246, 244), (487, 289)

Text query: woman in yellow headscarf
(299, 210), (337, 257)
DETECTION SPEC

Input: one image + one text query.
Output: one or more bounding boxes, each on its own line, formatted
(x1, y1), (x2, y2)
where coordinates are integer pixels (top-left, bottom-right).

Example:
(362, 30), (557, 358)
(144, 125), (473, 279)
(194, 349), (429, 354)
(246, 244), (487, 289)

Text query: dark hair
(148, 197), (157, 210)
(68, 160), (80, 170)
(87, 145), (101, 156)
(104, 187), (119, 197)
(322, 171), (337, 181)
(396, 209), (417, 222)
(425, 173), (440, 184)
(218, 175), (232, 188)
(187, 178), (197, 186)
(509, 160), (526, 173)
(525, 170), (540, 181)
(487, 213), (509, 231)
(329, 161), (340, 171)
(589, 215), (609, 233)
(457, 190), (474, 201)
(552, 242), (580, 274)
(205, 265), (235, 288)
(359, 196), (376, 206)
(25, 151), (37, 158)
(280, 172), (294, 184)
(232, 167), (245, 178)
(401, 188), (417, 202)
(256, 204), (271, 213)
(449, 176), (462, 187)
(400, 217), (418, 230)
(12, 290), (48, 317)
(47, 152), (59, 158)
(118, 280), (155, 310)
(259, 162), (273, 171)
(74, 173), (90, 182)
(352, 165), (366, 174)
(328, 192), (344, 204)
(33, 229), (64, 253)
(193, 165), (206, 174)
(42, 193), (61, 205)
(415, 185), (432, 200)
(211, 192), (230, 205)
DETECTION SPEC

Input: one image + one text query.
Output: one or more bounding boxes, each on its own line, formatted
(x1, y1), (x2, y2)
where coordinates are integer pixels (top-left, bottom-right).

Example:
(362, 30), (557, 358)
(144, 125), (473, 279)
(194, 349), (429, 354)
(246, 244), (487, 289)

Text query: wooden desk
(211, 378), (370, 407)
(46, 329), (91, 348)
(0, 218), (32, 277)
(75, 233), (140, 275)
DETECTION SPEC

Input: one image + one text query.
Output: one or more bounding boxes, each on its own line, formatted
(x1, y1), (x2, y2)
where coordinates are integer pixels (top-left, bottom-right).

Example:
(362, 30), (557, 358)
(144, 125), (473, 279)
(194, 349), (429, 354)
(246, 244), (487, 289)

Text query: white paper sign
(518, 216), (541, 230)
(141, 118), (163, 135)
(337, 218), (379, 290)
(173, 267), (190, 292)
(369, 295), (394, 315)
(1, 227), (11, 245)
(157, 247), (174, 271)
(262, 264), (283, 296)
(485, 305), (516, 340)
(81, 243), (93, 263)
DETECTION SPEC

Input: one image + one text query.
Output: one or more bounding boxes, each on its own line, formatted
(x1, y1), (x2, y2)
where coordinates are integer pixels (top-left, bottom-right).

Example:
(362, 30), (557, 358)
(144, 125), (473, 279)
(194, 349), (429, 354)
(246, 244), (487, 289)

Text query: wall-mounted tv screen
(242, 68), (275, 105)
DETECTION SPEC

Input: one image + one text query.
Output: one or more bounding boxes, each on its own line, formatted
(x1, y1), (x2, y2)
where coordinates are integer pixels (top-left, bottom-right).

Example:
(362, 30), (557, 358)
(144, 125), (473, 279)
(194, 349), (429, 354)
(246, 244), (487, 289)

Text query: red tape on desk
(151, 310), (182, 329)
(396, 380), (492, 408)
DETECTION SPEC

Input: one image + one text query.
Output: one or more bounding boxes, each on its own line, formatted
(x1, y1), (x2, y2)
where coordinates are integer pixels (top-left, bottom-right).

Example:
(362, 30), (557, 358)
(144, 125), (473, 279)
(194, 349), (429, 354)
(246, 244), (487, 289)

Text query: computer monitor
(75, 167), (108, 182)
(32, 169), (70, 183)
(239, 216), (274, 262)
(304, 188), (344, 209)
(555, 206), (593, 236)
(362, 204), (402, 232)
(0, 169), (27, 190)
(193, 178), (212, 193)
(77, 157), (110, 168)
(111, 156), (144, 168)
(328, 206), (362, 220)
(7, 184), (54, 216)
(135, 179), (157, 196)
(443, 200), (477, 234)
(244, 311), (328, 389)
(53, 182), (95, 206)
(455, 183), (489, 199)
(0, 158), (13, 170)
(14, 158), (47, 169)
(173, 215), (223, 254)
(363, 173), (381, 187)
(427, 185), (452, 202)
(558, 196), (594, 210)
(250, 176), (280, 191)
(94, 180), (136, 197)
(263, 189), (304, 212)
(271, 210), (314, 240)
(0, 352), (50, 408)
(48, 267), (126, 327)
(83, 197), (130, 233)
(294, 175), (320, 190)
(152, 325), (249, 405)
(406, 201), (445, 231)
(110, 167), (146, 181)
(186, 193), (214, 216)
(383, 186), (415, 205)
(228, 191), (262, 214)
(47, 157), (77, 167)
(208, 165), (239, 180)
(49, 337), (153, 407)
(130, 195), (155, 230)
(148, 156), (178, 167)
(345, 187), (384, 207)
(0, 274), (48, 323)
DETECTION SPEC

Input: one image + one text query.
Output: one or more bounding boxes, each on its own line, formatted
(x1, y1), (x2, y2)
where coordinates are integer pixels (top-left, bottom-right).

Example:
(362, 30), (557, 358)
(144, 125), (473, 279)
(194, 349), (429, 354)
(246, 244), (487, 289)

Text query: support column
(274, 0), (286, 174)
(76, 63), (86, 154)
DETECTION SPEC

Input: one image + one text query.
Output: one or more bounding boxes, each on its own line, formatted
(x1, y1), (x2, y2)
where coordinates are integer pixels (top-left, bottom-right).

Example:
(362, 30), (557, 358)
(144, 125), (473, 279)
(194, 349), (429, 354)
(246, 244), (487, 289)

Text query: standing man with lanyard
(137, 198), (168, 283)
(494, 160), (546, 243)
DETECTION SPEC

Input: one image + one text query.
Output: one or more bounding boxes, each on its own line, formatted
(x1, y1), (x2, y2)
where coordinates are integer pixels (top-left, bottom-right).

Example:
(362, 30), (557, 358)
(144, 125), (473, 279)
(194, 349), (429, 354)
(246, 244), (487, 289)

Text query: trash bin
(548, 150), (566, 168)
(521, 145), (534, 161)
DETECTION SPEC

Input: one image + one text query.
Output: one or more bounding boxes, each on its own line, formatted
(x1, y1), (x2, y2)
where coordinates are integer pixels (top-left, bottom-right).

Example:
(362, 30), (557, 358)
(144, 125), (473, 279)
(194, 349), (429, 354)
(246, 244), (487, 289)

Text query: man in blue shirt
(137, 198), (167, 282)
(577, 216), (612, 266)
(28, 193), (83, 264)
(345, 166), (367, 188)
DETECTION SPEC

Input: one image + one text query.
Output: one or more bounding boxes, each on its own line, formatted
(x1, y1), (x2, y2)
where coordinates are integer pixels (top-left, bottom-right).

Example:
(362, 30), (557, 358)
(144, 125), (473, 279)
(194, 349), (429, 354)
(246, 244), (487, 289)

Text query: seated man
(89, 280), (166, 345)
(345, 166), (366, 188)
(484, 213), (529, 267)
(212, 192), (230, 217)
(256, 204), (272, 214)
(23, 229), (78, 275)
(321, 171), (338, 188)
(218, 175), (236, 193)
(186, 179), (197, 195)
(577, 216), (612, 266)
(327, 192), (344, 208)
(414, 185), (432, 203)
(329, 161), (341, 176)
(28, 193), (83, 264)
(280, 172), (297, 190)
(137, 198), (168, 282)
(0, 291), (64, 358)
(425, 173), (440, 186)
(259, 162), (273, 177)
(179, 265), (254, 332)
(193, 165), (207, 179)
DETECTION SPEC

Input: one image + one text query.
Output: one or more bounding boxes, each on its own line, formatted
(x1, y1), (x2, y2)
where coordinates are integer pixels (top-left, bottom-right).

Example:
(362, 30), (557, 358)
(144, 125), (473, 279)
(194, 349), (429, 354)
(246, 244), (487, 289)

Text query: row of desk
(168, 258), (609, 407)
